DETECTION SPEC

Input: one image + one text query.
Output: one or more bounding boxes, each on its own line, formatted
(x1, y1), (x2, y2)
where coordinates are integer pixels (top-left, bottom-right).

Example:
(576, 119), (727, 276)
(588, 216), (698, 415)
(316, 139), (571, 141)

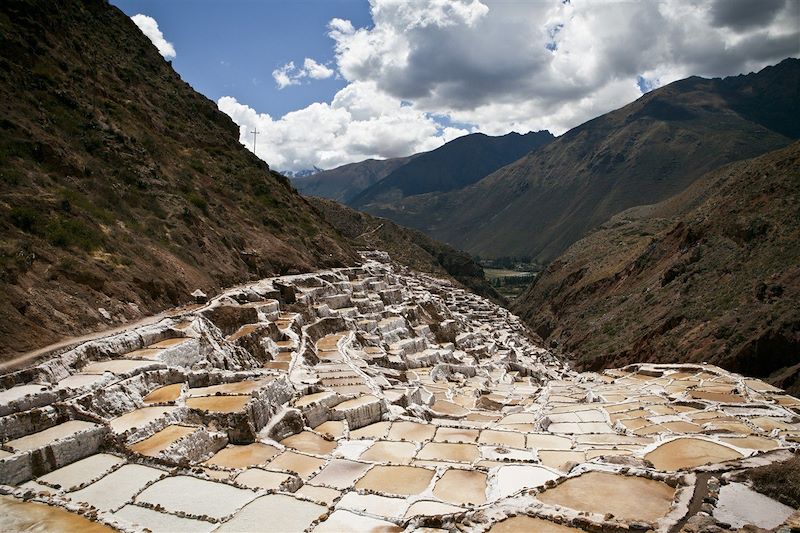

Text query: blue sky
(112, 0), (371, 118)
(112, 0), (798, 171)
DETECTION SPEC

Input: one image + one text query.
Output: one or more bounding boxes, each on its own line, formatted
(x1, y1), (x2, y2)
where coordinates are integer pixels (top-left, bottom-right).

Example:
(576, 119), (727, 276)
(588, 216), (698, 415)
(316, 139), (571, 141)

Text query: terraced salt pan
(492, 465), (561, 499)
(388, 421), (435, 441)
(56, 374), (105, 390)
(296, 484), (342, 505)
(416, 442), (479, 463)
(268, 450), (326, 478)
(355, 465), (435, 495)
(188, 378), (270, 396)
(536, 450), (587, 471)
(313, 509), (402, 532)
(488, 516), (585, 533)
(537, 471), (675, 522)
(5, 420), (100, 452)
(337, 492), (408, 519)
(37, 453), (124, 491)
(645, 437), (743, 471)
(135, 476), (255, 519)
(129, 425), (196, 456)
(112, 504), (217, 533)
(0, 384), (47, 403)
(234, 467), (294, 490)
(713, 482), (795, 529)
(204, 443), (279, 469)
(217, 494), (327, 532)
(478, 429), (526, 448)
(350, 421), (392, 439)
(110, 406), (177, 434)
(433, 469), (487, 505)
(718, 435), (779, 451)
(315, 420), (347, 438)
(81, 360), (156, 375)
(359, 441), (418, 464)
(0, 495), (114, 533)
(142, 383), (183, 404)
(282, 431), (338, 455)
(309, 458), (372, 489)
(405, 500), (464, 517)
(526, 433), (572, 450)
(69, 464), (164, 511)
(434, 427), (480, 443)
(185, 395), (250, 413)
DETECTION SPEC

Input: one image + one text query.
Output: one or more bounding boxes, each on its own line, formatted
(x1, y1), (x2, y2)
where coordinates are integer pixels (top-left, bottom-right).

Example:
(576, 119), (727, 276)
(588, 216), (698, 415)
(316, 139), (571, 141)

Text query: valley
(0, 0), (798, 531)
(1, 253), (797, 532)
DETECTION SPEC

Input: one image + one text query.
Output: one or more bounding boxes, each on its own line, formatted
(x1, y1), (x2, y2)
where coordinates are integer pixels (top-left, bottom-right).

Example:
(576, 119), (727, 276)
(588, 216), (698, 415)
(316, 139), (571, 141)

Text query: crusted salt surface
(1, 252), (798, 533)
(713, 482), (795, 529)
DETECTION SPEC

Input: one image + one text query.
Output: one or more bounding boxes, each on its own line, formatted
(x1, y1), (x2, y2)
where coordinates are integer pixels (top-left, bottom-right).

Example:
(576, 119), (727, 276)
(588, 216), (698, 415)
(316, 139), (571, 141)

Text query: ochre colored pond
(355, 465), (435, 495)
(129, 425), (196, 456)
(537, 471), (675, 522)
(488, 516), (585, 533)
(186, 395), (250, 413)
(645, 438), (743, 471)
(0, 495), (115, 533)
(433, 469), (487, 505)
(281, 431), (337, 455)
(142, 383), (183, 404)
(204, 443), (279, 469)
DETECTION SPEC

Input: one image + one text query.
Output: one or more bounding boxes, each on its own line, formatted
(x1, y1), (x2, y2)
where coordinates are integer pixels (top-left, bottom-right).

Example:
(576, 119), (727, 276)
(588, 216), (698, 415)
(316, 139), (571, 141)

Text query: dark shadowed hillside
(292, 155), (414, 204)
(0, 0), (358, 358)
(369, 59), (800, 263)
(308, 197), (504, 306)
(514, 143), (800, 393)
(351, 131), (554, 206)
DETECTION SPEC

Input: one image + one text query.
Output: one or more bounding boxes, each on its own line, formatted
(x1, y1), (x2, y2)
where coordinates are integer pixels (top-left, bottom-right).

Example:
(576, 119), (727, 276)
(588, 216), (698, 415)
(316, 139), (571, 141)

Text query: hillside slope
(374, 59), (800, 262)
(292, 155), (413, 204)
(0, 0), (357, 358)
(308, 197), (504, 305)
(351, 131), (553, 207)
(513, 143), (800, 393)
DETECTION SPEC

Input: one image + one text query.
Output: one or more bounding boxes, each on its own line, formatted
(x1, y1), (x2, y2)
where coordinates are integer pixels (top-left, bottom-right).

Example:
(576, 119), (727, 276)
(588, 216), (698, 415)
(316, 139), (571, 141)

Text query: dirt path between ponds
(669, 471), (716, 533)
(0, 303), (203, 374)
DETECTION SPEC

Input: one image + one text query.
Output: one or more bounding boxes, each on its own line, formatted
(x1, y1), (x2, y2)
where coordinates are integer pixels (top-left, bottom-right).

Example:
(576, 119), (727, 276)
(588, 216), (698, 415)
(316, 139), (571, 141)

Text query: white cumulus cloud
(218, 81), (470, 172)
(272, 58), (335, 89)
(222, 0), (799, 170)
(131, 14), (176, 59)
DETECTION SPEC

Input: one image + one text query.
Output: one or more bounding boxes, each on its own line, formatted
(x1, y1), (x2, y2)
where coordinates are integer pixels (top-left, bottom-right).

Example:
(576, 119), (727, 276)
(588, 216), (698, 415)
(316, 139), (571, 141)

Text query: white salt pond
(135, 475), (256, 519)
(37, 453), (124, 491)
(109, 406), (177, 434)
(216, 494), (327, 532)
(713, 482), (795, 530)
(112, 504), (217, 533)
(492, 465), (561, 499)
(5, 420), (100, 452)
(69, 464), (164, 511)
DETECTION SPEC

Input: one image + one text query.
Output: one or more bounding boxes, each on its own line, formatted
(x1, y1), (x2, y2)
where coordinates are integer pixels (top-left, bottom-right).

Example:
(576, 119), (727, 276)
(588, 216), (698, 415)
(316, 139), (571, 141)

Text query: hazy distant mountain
(293, 156), (414, 203)
(282, 167), (321, 179)
(514, 142), (800, 393)
(365, 59), (800, 263)
(350, 131), (554, 206)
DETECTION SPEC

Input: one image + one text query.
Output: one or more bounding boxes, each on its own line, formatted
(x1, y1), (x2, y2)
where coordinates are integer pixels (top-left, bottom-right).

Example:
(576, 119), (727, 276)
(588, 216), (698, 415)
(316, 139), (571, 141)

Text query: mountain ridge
(359, 58), (800, 263)
(513, 141), (800, 393)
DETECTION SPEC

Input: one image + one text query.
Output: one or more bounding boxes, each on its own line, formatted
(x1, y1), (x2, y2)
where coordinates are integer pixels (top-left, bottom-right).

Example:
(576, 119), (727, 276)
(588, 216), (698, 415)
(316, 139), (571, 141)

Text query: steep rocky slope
(308, 197), (504, 305)
(351, 131), (553, 207)
(374, 59), (800, 262)
(292, 155), (413, 204)
(513, 143), (800, 393)
(0, 0), (358, 358)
